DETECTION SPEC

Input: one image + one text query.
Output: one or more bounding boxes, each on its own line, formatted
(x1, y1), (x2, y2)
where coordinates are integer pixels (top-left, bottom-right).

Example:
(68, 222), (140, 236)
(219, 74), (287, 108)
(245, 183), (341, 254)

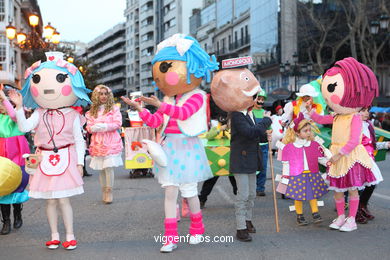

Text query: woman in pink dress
(86, 85), (123, 204)
(10, 52), (91, 250)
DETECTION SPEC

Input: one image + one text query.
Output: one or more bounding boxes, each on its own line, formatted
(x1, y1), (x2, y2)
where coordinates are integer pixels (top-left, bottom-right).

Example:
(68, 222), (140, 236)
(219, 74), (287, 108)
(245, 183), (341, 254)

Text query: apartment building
(125, 0), (202, 96)
(0, 0), (41, 88)
(81, 23), (126, 93)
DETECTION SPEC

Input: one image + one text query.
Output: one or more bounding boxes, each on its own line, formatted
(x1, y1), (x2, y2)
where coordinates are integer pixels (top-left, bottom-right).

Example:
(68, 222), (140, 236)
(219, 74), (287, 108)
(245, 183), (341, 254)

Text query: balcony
(100, 71), (126, 83)
(230, 35), (250, 51)
(99, 60), (126, 73)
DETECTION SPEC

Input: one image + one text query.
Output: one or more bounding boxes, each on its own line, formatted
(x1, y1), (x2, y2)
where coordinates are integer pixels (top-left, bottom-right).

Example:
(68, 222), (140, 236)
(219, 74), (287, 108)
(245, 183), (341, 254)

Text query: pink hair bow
(56, 59), (78, 75)
(24, 60), (42, 79)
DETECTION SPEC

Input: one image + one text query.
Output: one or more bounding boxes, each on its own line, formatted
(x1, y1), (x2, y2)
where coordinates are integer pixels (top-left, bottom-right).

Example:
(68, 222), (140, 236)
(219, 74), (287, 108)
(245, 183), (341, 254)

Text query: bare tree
(298, 0), (390, 74)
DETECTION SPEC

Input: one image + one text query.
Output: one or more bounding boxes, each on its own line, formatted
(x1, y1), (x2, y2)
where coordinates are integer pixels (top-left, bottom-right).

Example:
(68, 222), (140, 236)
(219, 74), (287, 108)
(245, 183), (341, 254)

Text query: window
(241, 27), (244, 45)
(141, 47), (154, 56)
(228, 35), (231, 50)
(0, 35), (6, 71)
(0, 0), (4, 22)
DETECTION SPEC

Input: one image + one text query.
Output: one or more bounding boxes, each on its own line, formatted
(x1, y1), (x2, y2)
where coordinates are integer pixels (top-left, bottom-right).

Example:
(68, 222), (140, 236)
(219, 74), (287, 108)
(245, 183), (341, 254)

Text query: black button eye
(159, 62), (172, 73)
(56, 73), (68, 83)
(32, 74), (41, 84)
(327, 82), (337, 93)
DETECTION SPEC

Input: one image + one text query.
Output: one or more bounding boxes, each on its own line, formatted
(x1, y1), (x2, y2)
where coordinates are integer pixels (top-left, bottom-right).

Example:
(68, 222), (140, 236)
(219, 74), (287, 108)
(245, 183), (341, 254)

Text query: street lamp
(280, 52), (313, 93)
(370, 13), (389, 34)
(5, 14), (60, 50)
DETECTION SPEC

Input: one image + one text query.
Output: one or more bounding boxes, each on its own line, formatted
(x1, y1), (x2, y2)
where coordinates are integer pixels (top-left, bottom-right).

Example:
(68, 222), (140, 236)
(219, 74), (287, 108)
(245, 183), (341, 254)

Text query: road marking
(373, 192), (390, 201)
(216, 185), (235, 205)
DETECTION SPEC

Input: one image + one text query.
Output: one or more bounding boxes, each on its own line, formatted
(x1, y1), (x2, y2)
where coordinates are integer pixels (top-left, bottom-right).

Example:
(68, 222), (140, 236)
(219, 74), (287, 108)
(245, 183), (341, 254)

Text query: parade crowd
(0, 34), (389, 254)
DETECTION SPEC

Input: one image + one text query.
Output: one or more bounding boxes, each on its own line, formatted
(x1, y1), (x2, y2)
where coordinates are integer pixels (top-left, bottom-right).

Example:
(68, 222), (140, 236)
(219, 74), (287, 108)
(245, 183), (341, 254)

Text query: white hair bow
(156, 34), (194, 56)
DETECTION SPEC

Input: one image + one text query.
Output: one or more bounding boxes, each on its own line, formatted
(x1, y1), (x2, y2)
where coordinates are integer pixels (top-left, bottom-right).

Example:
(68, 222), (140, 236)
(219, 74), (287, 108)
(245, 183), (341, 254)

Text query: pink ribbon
(56, 59), (77, 75)
(24, 60), (42, 79)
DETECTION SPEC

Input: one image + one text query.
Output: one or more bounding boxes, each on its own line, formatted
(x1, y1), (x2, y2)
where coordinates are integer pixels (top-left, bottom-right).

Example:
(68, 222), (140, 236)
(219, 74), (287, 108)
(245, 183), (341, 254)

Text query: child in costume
(309, 57), (380, 232)
(121, 34), (218, 253)
(355, 107), (389, 224)
(279, 113), (328, 225)
(86, 85), (123, 204)
(9, 52), (91, 249)
(0, 87), (30, 235)
(198, 112), (237, 209)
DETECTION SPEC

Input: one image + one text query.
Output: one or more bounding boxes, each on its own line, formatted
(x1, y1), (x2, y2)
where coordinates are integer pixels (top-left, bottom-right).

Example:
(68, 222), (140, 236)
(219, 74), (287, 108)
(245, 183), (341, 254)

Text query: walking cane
(268, 134), (280, 232)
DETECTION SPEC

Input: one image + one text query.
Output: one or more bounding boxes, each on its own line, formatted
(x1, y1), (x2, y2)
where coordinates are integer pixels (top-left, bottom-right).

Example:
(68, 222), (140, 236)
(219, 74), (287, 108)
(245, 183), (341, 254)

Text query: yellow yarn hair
(282, 119), (320, 144)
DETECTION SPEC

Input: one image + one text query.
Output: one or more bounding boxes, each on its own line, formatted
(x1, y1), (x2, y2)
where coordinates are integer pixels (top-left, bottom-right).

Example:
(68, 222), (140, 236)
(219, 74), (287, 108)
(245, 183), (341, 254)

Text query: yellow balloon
(0, 156), (22, 196)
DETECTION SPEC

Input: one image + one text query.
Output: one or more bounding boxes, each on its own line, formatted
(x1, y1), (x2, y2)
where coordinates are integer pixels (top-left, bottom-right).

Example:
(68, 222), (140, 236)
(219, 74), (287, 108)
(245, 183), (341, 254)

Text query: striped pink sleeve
(139, 109), (163, 128)
(158, 93), (204, 120)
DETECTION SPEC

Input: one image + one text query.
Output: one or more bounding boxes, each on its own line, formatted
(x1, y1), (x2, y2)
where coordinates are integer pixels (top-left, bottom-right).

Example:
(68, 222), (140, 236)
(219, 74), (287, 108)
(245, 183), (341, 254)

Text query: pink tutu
(327, 163), (377, 192)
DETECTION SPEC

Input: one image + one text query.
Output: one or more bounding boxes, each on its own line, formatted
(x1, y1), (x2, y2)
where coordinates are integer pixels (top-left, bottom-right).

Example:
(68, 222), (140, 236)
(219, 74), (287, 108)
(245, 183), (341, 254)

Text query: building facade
(124, 0), (202, 96)
(80, 23), (126, 93)
(1, 0), (41, 89)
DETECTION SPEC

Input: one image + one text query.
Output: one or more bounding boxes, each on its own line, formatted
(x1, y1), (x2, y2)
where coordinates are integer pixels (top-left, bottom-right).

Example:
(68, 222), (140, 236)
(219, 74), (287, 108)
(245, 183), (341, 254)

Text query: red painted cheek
(165, 72), (180, 86)
(330, 94), (341, 105)
(31, 86), (39, 97)
(61, 85), (72, 96)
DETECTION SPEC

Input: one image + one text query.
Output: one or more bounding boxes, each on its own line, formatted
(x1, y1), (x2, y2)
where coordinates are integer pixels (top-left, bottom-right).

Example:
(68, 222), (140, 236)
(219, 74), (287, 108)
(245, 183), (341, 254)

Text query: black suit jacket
(229, 111), (272, 174)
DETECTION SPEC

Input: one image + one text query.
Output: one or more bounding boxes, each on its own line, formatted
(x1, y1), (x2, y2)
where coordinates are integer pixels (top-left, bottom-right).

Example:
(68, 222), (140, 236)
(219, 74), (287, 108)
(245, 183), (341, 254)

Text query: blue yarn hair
(152, 35), (219, 84)
(21, 61), (91, 109)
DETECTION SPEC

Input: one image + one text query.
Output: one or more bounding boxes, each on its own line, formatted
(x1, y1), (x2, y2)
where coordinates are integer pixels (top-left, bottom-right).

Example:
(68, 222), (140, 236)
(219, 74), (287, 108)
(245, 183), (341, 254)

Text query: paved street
(1, 154), (390, 260)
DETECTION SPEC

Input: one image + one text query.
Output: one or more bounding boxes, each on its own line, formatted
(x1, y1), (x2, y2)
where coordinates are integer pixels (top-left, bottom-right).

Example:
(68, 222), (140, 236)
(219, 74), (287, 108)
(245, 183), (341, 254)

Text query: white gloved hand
(91, 123), (107, 132)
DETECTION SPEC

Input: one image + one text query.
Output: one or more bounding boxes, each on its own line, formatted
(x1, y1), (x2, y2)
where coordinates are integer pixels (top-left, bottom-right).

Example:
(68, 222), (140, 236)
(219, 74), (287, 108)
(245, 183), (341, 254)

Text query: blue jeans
(256, 144), (268, 192)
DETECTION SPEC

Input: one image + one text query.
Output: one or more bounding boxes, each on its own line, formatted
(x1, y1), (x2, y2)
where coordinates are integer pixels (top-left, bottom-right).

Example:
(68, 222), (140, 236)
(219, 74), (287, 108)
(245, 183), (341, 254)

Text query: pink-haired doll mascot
(309, 57), (380, 232)
(9, 52), (91, 249)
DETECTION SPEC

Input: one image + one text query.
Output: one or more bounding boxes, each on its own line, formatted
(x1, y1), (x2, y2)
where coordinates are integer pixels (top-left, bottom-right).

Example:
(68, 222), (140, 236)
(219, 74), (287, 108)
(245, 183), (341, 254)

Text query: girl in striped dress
(122, 34), (218, 253)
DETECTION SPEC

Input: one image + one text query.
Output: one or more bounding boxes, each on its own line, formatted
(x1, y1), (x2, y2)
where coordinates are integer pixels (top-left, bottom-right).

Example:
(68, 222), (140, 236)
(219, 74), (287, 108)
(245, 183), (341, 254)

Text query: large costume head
(21, 52), (91, 109)
(321, 57), (378, 114)
(152, 34), (219, 97)
(211, 65), (261, 112)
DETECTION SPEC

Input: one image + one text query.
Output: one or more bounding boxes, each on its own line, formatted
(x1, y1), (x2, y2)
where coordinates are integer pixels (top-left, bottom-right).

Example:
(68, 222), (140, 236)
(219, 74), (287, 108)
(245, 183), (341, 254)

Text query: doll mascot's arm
(73, 115), (86, 166)
(158, 93), (204, 120)
(15, 109), (39, 133)
(339, 114), (363, 155)
(309, 110), (334, 125)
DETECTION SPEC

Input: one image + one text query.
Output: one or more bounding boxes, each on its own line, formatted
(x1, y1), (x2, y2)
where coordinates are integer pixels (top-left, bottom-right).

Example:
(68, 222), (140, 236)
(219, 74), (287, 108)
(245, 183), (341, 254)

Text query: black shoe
(296, 214), (309, 226)
(312, 212), (323, 224)
(356, 209), (368, 224)
(83, 169), (92, 177)
(236, 229), (252, 242)
(246, 221), (256, 233)
(233, 188), (237, 195)
(256, 191), (266, 197)
(200, 201), (205, 209)
(1, 220), (11, 235)
(13, 204), (23, 229)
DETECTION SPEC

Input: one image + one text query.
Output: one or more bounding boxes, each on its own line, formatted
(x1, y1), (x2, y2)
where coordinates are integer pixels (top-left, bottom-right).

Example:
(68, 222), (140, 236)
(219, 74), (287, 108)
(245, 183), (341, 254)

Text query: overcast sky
(37, 0), (126, 44)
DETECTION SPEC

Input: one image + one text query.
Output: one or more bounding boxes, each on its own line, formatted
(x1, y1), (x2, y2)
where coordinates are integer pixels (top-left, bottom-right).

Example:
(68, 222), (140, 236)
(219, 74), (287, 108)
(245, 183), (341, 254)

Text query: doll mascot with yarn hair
(9, 52), (91, 249)
(122, 34), (218, 253)
(309, 57), (380, 232)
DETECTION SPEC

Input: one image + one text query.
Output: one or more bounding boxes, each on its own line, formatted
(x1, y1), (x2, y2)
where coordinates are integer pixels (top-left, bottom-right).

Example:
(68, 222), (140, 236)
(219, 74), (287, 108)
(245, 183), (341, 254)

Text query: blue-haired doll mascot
(122, 34), (219, 253)
(9, 52), (91, 250)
